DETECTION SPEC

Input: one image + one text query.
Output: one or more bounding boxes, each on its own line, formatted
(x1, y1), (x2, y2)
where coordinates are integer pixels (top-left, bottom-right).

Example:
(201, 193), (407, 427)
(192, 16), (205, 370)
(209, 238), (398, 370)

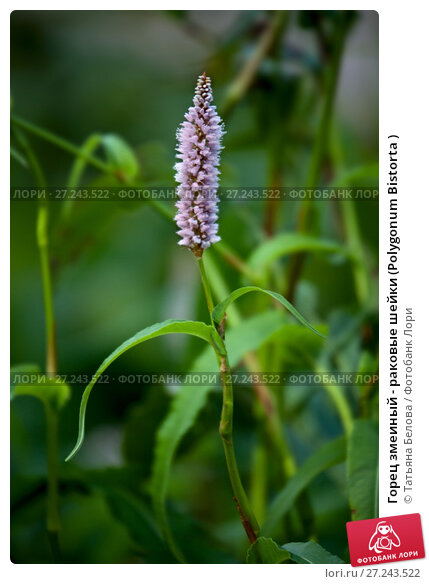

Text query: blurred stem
(341, 200), (370, 305)
(321, 373), (354, 436)
(250, 438), (268, 523)
(37, 199), (62, 563)
(67, 133), (102, 188)
(333, 164), (377, 306)
(12, 127), (46, 187)
(306, 16), (348, 190)
(264, 155), (283, 237)
(37, 203), (57, 375)
(286, 14), (349, 301)
(202, 251), (241, 325)
(216, 240), (257, 281)
(221, 11), (288, 119)
(244, 354), (296, 478)
(45, 403), (61, 561)
(37, 201), (62, 560)
(14, 127), (57, 374)
(11, 114), (110, 174)
(263, 15), (291, 238)
(14, 126), (62, 560)
(10, 145), (28, 168)
(62, 133), (102, 222)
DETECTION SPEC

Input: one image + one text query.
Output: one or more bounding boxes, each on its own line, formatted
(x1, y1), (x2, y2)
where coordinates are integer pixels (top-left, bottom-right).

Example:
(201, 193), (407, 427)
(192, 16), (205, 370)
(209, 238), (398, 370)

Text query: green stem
(221, 11), (288, 119)
(323, 384), (354, 435)
(218, 353), (260, 542)
(305, 38), (344, 191)
(197, 254), (259, 542)
(38, 200), (62, 562)
(341, 200), (370, 305)
(38, 203), (62, 560)
(14, 126), (62, 559)
(286, 13), (349, 300)
(203, 252), (298, 478)
(12, 127), (57, 374)
(215, 241), (257, 281)
(11, 114), (110, 174)
(37, 203), (57, 375)
(45, 403), (61, 561)
(250, 440), (267, 523)
(197, 255), (215, 326)
(244, 353), (296, 478)
(62, 133), (103, 222)
(202, 251), (241, 325)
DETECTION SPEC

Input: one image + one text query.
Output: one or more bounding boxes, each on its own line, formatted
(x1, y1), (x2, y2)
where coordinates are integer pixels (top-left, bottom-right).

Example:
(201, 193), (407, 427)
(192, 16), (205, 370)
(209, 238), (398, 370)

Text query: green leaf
(101, 133), (139, 180)
(65, 319), (216, 462)
(151, 311), (290, 562)
(10, 363), (40, 393)
(282, 541), (344, 564)
(10, 364), (70, 411)
(333, 162), (379, 187)
(151, 382), (212, 562)
(103, 488), (175, 563)
(247, 537), (291, 564)
(122, 388), (170, 476)
(262, 436), (346, 535)
(247, 233), (349, 279)
(212, 286), (324, 338)
(347, 419), (378, 520)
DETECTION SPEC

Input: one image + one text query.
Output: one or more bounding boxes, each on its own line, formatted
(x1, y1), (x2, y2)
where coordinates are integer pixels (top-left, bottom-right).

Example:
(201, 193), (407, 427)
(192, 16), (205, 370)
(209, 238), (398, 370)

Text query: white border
(5, 2), (429, 581)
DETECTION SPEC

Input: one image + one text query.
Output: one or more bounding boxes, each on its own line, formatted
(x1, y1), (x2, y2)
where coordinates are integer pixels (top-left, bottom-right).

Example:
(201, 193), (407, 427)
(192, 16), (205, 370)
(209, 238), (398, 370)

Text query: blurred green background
(11, 10), (379, 564)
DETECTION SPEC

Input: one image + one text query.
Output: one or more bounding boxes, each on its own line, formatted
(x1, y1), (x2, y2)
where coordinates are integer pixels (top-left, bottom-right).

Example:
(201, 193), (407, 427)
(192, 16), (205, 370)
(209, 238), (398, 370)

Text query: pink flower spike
(174, 73), (225, 258)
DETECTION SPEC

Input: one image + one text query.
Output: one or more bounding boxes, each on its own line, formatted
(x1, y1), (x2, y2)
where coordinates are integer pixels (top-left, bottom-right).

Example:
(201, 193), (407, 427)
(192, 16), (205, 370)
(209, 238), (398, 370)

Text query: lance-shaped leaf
(347, 419), (379, 520)
(247, 233), (350, 280)
(65, 320), (218, 462)
(262, 436), (346, 535)
(101, 133), (139, 180)
(212, 286), (324, 338)
(11, 363), (70, 411)
(282, 541), (344, 564)
(247, 537), (291, 564)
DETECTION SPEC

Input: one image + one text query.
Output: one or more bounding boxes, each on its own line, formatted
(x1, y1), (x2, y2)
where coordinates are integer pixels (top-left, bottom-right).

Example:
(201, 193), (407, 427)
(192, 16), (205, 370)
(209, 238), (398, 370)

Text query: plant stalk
(45, 403), (61, 561)
(286, 13), (349, 301)
(37, 203), (57, 375)
(218, 353), (260, 542)
(11, 114), (110, 174)
(198, 256), (215, 326)
(221, 11), (288, 119)
(37, 203), (62, 561)
(198, 254), (260, 543)
(17, 128), (62, 560)
(203, 253), (298, 475)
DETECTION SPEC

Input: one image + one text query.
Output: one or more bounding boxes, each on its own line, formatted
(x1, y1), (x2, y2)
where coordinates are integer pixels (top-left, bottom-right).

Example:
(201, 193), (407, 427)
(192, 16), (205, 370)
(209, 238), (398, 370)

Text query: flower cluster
(174, 73), (225, 257)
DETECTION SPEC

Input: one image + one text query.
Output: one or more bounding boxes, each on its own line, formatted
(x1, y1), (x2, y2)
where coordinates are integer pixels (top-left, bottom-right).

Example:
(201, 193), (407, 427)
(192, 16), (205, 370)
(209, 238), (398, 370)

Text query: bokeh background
(11, 10), (379, 563)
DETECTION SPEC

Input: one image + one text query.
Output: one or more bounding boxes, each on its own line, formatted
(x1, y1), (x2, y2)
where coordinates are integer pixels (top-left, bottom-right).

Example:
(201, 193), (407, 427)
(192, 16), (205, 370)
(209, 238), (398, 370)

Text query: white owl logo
(369, 521), (401, 553)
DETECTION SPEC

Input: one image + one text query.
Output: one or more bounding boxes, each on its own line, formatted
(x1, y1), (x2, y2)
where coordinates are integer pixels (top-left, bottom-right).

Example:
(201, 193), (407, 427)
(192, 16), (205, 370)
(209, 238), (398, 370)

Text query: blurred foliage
(11, 10), (379, 563)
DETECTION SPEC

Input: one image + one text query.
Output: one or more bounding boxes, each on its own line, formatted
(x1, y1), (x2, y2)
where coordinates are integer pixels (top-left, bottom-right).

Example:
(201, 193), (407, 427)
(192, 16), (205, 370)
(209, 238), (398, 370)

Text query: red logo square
(347, 514), (425, 566)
